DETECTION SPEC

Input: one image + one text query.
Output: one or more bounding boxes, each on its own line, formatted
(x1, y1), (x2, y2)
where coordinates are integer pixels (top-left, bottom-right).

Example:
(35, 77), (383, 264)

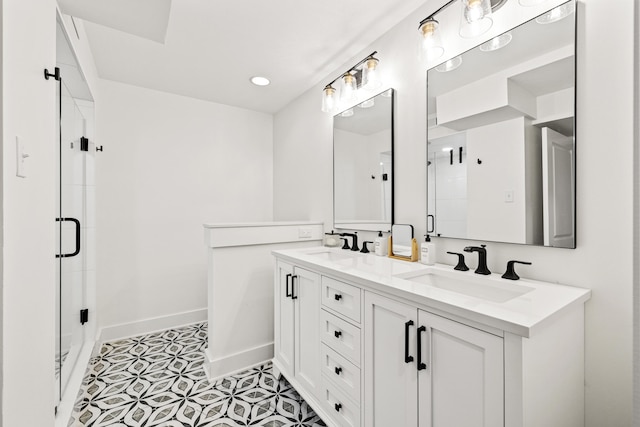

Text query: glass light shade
(321, 85), (336, 113)
(340, 108), (354, 117)
(519, 0), (547, 5)
(435, 55), (463, 72)
(459, 0), (493, 38)
(359, 98), (375, 108)
(340, 73), (358, 105)
(420, 19), (444, 61)
(362, 58), (382, 91)
(536, 2), (575, 24)
(479, 32), (512, 51)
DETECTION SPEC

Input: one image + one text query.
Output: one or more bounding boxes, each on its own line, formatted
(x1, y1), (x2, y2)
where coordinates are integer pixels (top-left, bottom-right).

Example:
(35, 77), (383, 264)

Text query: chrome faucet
(463, 244), (491, 275)
(339, 232), (359, 252)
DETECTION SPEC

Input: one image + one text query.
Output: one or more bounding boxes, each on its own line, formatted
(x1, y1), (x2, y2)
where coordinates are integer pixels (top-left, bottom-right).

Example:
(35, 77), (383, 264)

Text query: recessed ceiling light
(250, 76), (270, 86)
(479, 32), (512, 52)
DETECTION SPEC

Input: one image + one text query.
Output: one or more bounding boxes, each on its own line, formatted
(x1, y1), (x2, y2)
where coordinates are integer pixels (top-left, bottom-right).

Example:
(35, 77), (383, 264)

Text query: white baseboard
(204, 343), (274, 381)
(97, 308), (207, 344)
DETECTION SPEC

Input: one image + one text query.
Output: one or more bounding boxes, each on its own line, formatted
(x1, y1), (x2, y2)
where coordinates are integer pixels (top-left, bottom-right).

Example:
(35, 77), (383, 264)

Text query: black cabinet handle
(285, 273), (292, 297)
(334, 366), (343, 375)
(334, 293), (342, 301)
(417, 325), (427, 371)
(427, 214), (435, 233)
(334, 403), (342, 412)
(404, 320), (414, 363)
(291, 275), (298, 300)
(334, 330), (342, 339)
(56, 217), (81, 258)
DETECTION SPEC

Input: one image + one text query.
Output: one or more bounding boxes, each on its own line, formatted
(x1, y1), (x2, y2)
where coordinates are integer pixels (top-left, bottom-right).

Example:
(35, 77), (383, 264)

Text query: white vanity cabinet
(364, 291), (503, 427)
(272, 249), (589, 427)
(273, 260), (322, 398)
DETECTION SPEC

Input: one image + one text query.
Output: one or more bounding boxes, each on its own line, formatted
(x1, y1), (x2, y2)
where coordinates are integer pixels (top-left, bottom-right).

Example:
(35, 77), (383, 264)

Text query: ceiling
(58, 0), (429, 114)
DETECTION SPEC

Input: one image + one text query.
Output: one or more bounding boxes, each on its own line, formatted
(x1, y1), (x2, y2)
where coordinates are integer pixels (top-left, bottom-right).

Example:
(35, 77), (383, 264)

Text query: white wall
(273, 0), (635, 424)
(2, 0), (57, 425)
(95, 80), (274, 331)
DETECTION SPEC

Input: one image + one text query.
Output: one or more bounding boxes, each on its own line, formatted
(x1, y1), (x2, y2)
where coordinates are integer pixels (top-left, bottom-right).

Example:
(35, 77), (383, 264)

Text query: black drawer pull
(291, 275), (298, 300)
(334, 366), (343, 375)
(417, 325), (427, 371)
(404, 320), (414, 363)
(334, 330), (342, 338)
(285, 273), (292, 297)
(334, 293), (343, 301)
(334, 403), (342, 412)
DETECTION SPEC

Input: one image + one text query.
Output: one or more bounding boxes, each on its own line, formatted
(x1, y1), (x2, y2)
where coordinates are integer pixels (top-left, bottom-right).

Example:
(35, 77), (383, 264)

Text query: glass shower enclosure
(54, 16), (95, 410)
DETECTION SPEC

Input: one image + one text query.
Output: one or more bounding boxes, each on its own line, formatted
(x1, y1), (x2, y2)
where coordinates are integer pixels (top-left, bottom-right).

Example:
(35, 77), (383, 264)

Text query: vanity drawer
(321, 375), (361, 427)
(322, 276), (361, 323)
(321, 344), (360, 403)
(320, 309), (361, 365)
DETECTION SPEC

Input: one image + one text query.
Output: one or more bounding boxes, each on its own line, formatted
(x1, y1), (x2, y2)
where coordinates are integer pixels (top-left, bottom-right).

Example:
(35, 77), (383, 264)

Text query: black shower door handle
(56, 217), (80, 258)
(427, 215), (435, 233)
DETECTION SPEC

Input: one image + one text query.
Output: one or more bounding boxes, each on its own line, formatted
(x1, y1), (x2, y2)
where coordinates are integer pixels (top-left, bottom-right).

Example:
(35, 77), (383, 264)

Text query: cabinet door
(364, 292), (418, 427)
(294, 267), (321, 397)
(274, 261), (295, 378)
(418, 310), (504, 427)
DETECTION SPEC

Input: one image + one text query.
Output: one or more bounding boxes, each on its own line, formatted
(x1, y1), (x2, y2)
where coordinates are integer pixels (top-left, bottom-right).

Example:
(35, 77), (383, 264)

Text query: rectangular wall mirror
(427, 1), (576, 248)
(334, 89), (394, 232)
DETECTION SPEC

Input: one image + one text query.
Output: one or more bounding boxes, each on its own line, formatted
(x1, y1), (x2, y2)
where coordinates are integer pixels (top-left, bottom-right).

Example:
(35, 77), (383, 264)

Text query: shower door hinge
(80, 308), (89, 325)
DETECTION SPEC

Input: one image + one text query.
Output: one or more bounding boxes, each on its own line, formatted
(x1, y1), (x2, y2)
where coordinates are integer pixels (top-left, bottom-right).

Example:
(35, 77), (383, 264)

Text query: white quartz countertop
(273, 247), (591, 338)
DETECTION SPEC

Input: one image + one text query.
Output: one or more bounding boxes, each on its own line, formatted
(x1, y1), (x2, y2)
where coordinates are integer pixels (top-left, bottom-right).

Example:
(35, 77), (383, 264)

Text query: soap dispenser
(420, 234), (436, 265)
(374, 231), (388, 256)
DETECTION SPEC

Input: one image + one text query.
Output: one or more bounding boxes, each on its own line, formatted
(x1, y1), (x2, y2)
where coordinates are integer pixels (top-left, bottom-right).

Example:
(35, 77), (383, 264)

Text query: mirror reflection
(427, 1), (575, 248)
(334, 89), (394, 232)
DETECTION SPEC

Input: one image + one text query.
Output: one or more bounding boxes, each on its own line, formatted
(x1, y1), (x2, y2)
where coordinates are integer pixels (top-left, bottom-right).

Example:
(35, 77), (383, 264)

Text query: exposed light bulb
(465, 0), (485, 22)
(340, 73), (358, 105)
(362, 57), (382, 91)
(419, 18), (444, 61)
(459, 0), (493, 38)
(321, 85), (336, 113)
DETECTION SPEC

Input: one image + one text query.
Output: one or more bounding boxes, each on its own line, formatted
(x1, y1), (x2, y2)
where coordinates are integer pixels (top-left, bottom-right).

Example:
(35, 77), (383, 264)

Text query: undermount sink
(395, 269), (534, 303)
(308, 250), (360, 262)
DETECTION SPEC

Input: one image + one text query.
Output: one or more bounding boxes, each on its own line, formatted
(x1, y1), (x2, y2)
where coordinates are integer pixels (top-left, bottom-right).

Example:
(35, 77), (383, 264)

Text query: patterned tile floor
(68, 323), (326, 427)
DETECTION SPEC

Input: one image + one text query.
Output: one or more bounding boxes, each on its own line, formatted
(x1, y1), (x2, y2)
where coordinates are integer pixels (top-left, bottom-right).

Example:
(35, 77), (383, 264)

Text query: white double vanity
(272, 247), (590, 427)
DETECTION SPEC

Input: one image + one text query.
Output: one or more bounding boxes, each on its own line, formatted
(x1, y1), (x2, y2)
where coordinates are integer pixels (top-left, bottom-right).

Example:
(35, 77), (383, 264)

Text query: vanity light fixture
(479, 31), (512, 51)
(536, 1), (574, 24)
(320, 51), (381, 113)
(435, 55), (463, 72)
(419, 0), (508, 61)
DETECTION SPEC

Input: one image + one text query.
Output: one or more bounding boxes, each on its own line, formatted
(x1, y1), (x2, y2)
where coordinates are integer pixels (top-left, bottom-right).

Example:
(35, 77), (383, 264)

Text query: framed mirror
(334, 89), (394, 232)
(427, 1), (576, 248)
